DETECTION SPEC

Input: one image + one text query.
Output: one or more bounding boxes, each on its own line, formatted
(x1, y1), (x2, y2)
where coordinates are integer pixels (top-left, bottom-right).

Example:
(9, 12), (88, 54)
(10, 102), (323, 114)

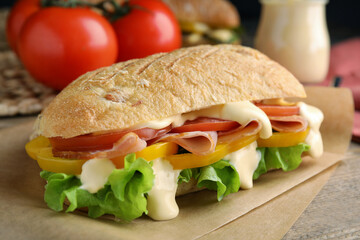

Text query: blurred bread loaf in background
(162, 0), (241, 46)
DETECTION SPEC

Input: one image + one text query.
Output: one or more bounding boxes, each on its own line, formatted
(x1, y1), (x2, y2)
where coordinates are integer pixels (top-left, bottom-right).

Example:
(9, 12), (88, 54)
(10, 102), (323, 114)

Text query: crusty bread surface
(39, 44), (306, 138)
(162, 0), (240, 28)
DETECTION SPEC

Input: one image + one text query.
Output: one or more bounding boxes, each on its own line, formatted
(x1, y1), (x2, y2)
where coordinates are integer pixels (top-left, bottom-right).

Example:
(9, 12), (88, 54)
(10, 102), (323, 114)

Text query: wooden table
(0, 116), (359, 239)
(283, 142), (360, 239)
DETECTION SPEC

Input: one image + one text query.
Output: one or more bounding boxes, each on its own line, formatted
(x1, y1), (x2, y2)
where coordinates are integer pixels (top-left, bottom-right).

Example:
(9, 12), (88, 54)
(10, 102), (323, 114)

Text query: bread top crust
(39, 44), (306, 138)
(162, 0), (240, 28)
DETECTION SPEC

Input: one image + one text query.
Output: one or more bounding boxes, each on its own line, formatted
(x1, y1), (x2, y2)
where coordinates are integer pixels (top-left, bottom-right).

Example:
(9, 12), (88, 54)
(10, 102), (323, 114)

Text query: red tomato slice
(256, 105), (300, 116)
(49, 126), (171, 152)
(171, 117), (240, 133)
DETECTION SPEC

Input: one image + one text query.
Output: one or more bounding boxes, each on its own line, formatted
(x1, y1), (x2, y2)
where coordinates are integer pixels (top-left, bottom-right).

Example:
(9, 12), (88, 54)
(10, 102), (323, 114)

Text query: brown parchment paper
(0, 86), (354, 240)
(199, 164), (339, 240)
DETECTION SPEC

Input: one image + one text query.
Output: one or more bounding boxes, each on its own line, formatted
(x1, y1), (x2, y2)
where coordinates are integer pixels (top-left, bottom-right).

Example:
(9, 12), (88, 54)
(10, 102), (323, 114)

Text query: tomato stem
(40, 0), (147, 22)
(106, 0), (131, 22)
(41, 0), (94, 8)
(40, 0), (134, 21)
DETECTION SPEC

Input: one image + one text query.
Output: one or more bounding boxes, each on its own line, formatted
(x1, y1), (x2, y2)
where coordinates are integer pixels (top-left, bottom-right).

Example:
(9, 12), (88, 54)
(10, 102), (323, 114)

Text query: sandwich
(162, 0), (241, 46)
(25, 44), (324, 222)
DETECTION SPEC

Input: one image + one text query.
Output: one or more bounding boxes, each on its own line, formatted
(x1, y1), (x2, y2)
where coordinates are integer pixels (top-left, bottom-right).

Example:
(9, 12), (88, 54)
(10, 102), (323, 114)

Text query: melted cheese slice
(147, 158), (181, 220)
(137, 101), (272, 139)
(80, 158), (115, 193)
(224, 141), (261, 189)
(298, 102), (324, 158)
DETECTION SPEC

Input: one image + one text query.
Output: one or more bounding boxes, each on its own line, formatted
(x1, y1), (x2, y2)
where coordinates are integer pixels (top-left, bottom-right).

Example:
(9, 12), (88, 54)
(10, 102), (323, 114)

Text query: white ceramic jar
(255, 0), (330, 83)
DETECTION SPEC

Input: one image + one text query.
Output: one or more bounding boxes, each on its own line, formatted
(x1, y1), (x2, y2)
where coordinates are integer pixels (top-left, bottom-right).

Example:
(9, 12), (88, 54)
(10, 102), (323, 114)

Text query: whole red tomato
(6, 0), (40, 54)
(112, 0), (181, 62)
(17, 7), (118, 90)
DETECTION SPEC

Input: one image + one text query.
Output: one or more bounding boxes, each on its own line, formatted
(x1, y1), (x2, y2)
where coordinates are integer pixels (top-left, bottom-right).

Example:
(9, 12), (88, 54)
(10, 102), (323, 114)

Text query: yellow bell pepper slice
(25, 135), (51, 160)
(36, 147), (87, 175)
(111, 142), (179, 169)
(26, 136), (178, 174)
(257, 128), (309, 147)
(165, 134), (258, 170)
(26, 137), (90, 175)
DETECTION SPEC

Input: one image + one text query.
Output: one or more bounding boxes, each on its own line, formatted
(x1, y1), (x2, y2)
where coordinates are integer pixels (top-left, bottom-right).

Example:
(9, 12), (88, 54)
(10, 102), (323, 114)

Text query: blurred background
(233, 0), (360, 46)
(1, 0), (359, 46)
(0, 0), (359, 120)
(242, 1), (359, 46)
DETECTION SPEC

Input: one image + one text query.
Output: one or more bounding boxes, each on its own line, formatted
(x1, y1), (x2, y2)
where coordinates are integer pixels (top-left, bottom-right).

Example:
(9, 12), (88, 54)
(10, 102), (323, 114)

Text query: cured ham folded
(53, 132), (147, 160)
(218, 121), (261, 143)
(269, 115), (308, 133)
(154, 131), (218, 156)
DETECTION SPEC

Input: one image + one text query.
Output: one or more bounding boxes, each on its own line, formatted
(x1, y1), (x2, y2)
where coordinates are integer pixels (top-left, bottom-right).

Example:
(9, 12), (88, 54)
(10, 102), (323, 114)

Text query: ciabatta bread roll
(27, 45), (323, 222)
(39, 44), (305, 138)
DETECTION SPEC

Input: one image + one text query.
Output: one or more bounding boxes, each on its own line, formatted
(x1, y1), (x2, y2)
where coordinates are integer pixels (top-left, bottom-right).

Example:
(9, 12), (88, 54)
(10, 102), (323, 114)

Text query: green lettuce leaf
(196, 160), (240, 201)
(40, 171), (81, 212)
(40, 143), (310, 221)
(253, 143), (310, 180)
(178, 168), (199, 184)
(40, 154), (154, 222)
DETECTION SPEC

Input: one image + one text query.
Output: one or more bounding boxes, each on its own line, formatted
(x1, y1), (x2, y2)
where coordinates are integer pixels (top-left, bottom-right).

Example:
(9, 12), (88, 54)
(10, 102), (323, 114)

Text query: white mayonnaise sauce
(146, 158), (181, 220)
(298, 102), (324, 158)
(80, 158), (115, 194)
(137, 101), (272, 139)
(224, 141), (261, 189)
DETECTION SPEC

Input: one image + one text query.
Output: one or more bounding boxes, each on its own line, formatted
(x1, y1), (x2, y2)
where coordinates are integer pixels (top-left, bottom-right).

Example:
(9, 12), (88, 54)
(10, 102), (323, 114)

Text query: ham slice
(154, 120), (262, 155)
(53, 132), (147, 160)
(269, 115), (308, 133)
(52, 114), (307, 160)
(154, 131), (218, 156)
(218, 121), (261, 143)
